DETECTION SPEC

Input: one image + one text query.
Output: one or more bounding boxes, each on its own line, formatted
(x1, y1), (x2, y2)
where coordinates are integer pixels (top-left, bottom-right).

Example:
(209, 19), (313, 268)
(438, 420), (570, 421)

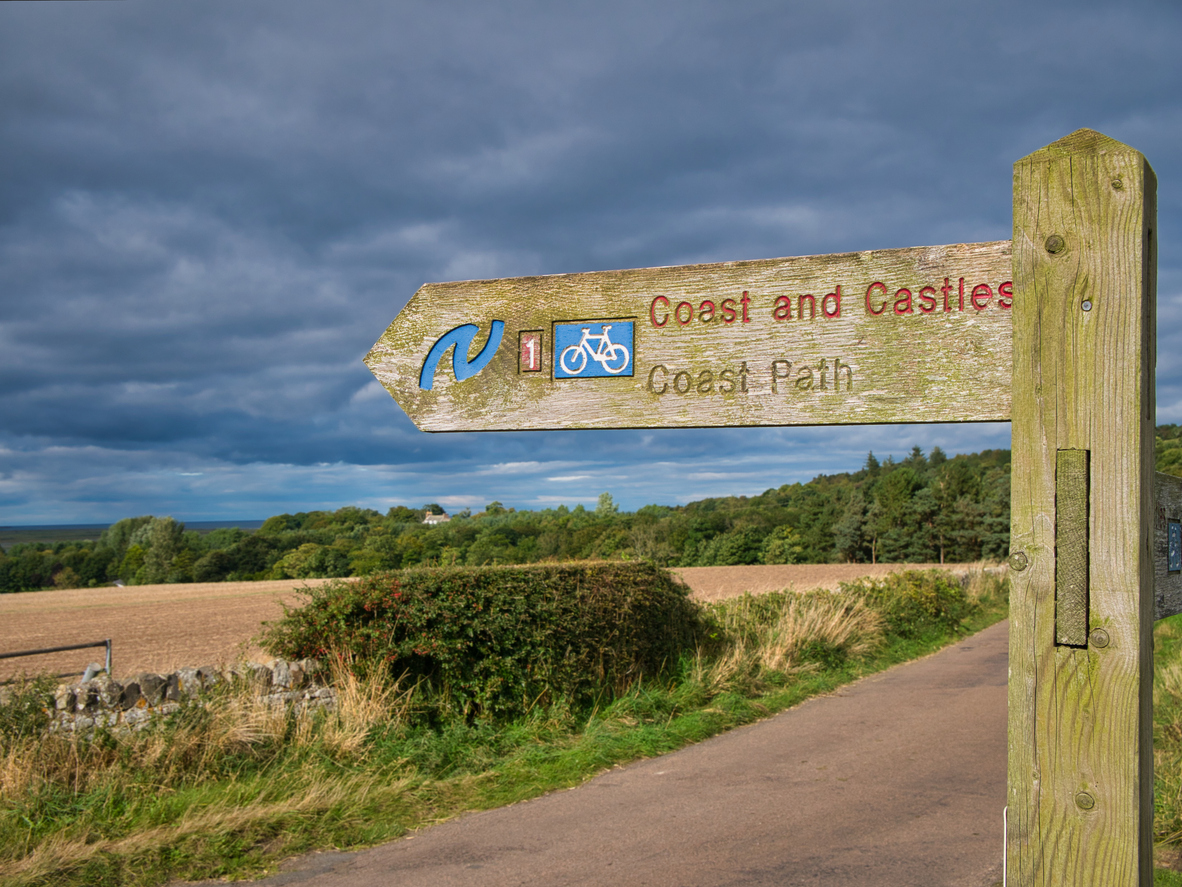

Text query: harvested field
(0, 579), (335, 681)
(0, 564), (992, 680)
(672, 562), (989, 602)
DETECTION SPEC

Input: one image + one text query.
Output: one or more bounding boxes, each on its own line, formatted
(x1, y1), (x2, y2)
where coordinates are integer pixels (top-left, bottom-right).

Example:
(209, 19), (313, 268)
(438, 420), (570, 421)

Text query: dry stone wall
(48, 658), (335, 732)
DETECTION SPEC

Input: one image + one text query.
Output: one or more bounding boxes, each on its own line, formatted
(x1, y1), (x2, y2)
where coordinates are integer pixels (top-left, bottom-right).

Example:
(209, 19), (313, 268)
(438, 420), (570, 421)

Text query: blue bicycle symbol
(555, 322), (633, 378)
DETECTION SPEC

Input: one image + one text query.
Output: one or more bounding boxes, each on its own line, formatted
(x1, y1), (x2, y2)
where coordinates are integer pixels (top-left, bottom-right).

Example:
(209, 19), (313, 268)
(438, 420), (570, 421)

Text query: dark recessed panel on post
(1055, 448), (1090, 647)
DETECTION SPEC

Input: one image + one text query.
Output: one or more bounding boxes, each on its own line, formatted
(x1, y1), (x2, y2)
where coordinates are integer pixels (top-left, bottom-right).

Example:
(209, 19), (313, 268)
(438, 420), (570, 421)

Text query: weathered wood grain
(1156, 471), (1182, 620)
(366, 242), (1013, 431)
(1007, 129), (1157, 886)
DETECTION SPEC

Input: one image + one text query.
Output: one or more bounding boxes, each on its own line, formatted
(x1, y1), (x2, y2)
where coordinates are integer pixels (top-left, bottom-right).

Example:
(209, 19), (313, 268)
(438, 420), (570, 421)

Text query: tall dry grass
(320, 651), (414, 756)
(961, 564), (1008, 604)
(690, 590), (884, 696)
(1, 654), (412, 799)
(0, 657), (414, 886)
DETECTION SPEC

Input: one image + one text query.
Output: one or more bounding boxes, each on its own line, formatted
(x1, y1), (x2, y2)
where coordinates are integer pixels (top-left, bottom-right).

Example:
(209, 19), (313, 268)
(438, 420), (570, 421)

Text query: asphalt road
(226, 620), (1009, 887)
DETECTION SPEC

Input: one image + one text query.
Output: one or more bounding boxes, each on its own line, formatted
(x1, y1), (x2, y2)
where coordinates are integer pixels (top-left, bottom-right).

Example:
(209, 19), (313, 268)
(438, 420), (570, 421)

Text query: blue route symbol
(554, 321), (633, 379)
(419, 321), (505, 390)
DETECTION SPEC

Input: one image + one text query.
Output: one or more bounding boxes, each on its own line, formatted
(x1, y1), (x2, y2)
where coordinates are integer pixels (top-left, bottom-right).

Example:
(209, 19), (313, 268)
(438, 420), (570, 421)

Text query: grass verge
(0, 568), (1007, 887)
(1156, 614), (1182, 880)
(1131, 610), (1182, 882)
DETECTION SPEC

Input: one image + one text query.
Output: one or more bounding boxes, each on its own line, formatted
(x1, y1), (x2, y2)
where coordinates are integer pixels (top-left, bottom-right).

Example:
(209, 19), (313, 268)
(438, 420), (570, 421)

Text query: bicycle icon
(555, 322), (633, 378)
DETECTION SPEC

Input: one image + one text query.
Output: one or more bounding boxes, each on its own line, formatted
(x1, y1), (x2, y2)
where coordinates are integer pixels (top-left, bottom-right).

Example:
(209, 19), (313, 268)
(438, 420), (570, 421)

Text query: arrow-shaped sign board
(365, 240), (1014, 431)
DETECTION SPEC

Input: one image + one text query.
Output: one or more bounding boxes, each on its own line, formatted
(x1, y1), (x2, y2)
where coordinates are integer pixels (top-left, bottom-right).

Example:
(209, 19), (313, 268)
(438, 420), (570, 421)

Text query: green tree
(118, 544), (146, 581)
(760, 525), (804, 565)
(192, 549), (236, 582)
(864, 451), (881, 479)
(98, 516), (154, 562)
(135, 517), (186, 584)
(834, 488), (871, 563)
(931, 459), (979, 564)
(696, 526), (765, 566)
(867, 467), (922, 563)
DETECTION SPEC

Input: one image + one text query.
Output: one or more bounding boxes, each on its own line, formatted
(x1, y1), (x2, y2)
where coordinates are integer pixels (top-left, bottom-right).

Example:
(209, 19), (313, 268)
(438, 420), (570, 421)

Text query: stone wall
(48, 658), (335, 732)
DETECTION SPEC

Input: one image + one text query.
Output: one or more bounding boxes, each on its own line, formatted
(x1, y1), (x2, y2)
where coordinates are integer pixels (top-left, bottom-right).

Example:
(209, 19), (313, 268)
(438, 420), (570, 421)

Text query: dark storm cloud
(1, 0), (1179, 521)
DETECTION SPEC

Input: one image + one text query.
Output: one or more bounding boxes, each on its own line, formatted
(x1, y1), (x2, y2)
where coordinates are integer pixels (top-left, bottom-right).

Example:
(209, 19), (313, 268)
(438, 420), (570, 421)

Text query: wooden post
(1008, 130), (1157, 884)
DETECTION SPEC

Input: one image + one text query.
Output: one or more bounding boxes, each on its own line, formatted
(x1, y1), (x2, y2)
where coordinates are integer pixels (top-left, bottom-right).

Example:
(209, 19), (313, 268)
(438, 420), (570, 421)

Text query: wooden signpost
(366, 241), (1014, 431)
(366, 129), (1167, 885)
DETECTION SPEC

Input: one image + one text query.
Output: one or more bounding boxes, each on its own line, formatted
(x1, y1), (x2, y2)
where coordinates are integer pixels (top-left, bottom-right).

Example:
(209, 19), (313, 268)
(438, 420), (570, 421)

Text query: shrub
(838, 569), (973, 638)
(259, 562), (704, 720)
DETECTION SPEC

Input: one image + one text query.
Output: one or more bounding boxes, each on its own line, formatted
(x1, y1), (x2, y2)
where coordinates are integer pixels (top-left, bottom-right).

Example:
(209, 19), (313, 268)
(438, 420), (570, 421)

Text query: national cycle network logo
(418, 321), (504, 390)
(554, 321), (633, 379)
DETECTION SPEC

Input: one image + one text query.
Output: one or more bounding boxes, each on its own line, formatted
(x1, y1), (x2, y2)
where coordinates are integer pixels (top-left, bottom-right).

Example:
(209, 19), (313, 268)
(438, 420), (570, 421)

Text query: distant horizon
(0, 439), (1003, 530)
(0, 427), (1015, 526)
(0, 519), (268, 532)
(0, 435), (1030, 532)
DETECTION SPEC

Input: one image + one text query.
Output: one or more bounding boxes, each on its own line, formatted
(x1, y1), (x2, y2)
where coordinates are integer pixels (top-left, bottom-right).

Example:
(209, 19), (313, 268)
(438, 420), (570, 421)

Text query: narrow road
(235, 621), (1008, 887)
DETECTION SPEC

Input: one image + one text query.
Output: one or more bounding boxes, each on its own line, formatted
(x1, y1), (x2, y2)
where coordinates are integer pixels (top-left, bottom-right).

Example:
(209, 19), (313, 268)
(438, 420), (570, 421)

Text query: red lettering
(798, 293), (816, 319)
(959, 277), (965, 311)
(822, 286), (841, 318)
(865, 282), (887, 316)
(650, 296), (669, 327)
(894, 288), (913, 315)
(998, 281), (1013, 309)
(918, 286), (937, 313)
(971, 283), (993, 310)
(721, 299), (737, 323)
(941, 277), (953, 312)
(675, 301), (693, 325)
(740, 291), (751, 323)
(698, 300), (716, 323)
(773, 295), (792, 321)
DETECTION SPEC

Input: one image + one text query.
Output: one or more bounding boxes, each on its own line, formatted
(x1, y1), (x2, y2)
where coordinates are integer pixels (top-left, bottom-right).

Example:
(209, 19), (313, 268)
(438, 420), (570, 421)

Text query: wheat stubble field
(0, 563), (971, 680)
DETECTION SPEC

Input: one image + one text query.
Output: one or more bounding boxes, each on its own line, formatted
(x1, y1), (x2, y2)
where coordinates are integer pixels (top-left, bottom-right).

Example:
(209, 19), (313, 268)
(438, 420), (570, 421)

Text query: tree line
(2, 429), (1177, 593)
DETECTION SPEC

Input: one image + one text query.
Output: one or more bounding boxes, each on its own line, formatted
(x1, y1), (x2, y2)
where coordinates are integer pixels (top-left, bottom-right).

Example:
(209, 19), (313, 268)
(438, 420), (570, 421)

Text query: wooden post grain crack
(1008, 129), (1157, 886)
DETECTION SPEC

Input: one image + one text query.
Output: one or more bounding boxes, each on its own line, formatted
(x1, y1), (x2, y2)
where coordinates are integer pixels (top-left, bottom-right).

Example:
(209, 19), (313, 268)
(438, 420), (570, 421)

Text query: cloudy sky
(2, 0), (1181, 525)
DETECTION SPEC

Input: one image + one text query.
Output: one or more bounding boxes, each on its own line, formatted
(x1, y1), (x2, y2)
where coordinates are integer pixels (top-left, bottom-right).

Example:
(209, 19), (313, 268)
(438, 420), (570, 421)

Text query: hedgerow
(260, 562), (705, 720)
